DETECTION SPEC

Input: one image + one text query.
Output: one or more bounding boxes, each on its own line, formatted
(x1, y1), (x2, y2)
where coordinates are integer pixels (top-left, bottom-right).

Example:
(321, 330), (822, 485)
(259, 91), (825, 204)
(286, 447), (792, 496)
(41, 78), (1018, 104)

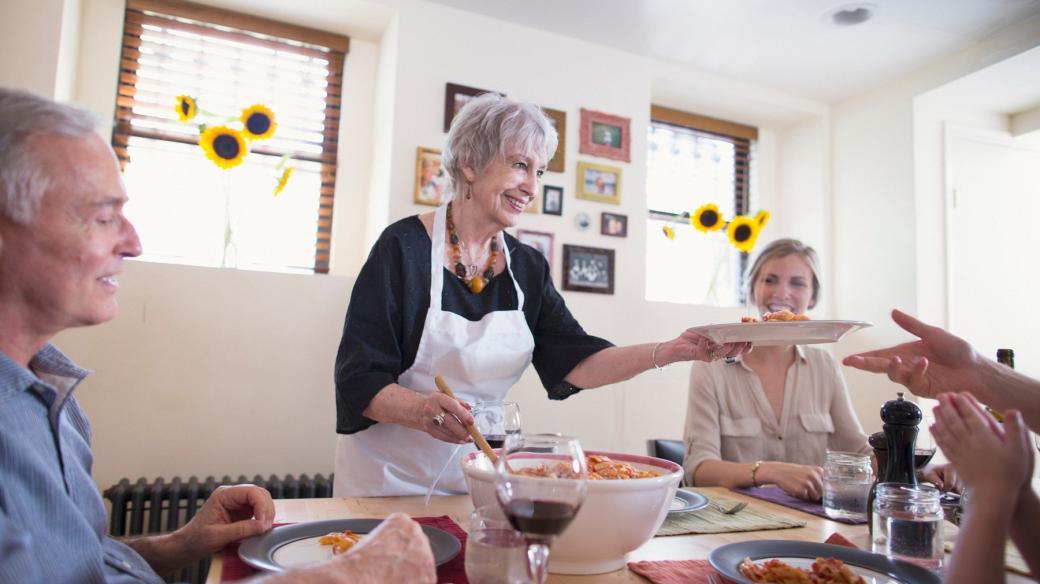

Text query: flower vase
(220, 187), (242, 268)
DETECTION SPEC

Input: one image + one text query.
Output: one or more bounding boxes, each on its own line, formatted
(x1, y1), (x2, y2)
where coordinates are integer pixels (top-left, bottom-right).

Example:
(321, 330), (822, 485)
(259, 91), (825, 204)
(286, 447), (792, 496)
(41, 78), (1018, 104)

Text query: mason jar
(822, 451), (873, 521)
(872, 483), (944, 572)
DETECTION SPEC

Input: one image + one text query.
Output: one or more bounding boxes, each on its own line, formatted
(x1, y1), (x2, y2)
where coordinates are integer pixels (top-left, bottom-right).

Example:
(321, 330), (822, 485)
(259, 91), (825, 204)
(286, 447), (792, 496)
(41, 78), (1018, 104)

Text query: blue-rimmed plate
(709, 540), (941, 584)
(669, 489), (709, 514)
(238, 518), (461, 572)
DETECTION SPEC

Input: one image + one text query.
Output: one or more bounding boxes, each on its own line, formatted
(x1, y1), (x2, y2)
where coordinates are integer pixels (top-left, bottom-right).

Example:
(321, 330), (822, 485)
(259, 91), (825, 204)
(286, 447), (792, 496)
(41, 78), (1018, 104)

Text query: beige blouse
(682, 345), (870, 486)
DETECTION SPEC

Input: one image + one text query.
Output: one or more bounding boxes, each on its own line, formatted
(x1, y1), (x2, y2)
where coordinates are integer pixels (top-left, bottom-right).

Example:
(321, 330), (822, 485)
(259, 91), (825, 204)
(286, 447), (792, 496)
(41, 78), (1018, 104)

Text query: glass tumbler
(464, 506), (529, 584)
(822, 451), (873, 521)
(872, 483), (944, 572)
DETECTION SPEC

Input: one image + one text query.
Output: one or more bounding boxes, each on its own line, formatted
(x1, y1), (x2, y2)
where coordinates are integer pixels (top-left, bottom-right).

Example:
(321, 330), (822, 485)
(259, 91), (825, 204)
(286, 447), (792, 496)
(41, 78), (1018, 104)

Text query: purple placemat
(734, 485), (867, 525)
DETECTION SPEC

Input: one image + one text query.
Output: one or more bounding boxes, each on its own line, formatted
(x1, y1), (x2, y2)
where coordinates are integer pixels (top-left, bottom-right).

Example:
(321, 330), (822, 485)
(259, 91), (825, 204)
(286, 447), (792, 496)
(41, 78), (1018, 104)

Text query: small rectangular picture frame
(600, 212), (628, 238)
(541, 106), (566, 173)
(576, 161), (622, 205)
(414, 147), (447, 206)
(444, 83), (503, 132)
(579, 108), (631, 163)
(516, 229), (554, 269)
(542, 185), (563, 216)
(562, 244), (615, 295)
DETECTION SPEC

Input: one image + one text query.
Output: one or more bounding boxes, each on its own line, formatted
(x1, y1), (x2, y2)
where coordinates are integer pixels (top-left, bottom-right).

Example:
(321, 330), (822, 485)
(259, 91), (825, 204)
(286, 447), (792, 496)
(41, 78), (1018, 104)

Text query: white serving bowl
(460, 449), (682, 574)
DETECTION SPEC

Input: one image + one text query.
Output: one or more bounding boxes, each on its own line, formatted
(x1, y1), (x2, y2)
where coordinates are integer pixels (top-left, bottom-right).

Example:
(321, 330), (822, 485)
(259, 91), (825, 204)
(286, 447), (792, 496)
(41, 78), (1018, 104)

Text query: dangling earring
(465, 184), (472, 200)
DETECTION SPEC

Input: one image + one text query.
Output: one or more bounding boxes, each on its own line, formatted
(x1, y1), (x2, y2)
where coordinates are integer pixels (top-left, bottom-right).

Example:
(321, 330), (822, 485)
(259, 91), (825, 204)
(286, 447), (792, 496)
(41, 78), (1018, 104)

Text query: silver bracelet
(652, 342), (667, 371)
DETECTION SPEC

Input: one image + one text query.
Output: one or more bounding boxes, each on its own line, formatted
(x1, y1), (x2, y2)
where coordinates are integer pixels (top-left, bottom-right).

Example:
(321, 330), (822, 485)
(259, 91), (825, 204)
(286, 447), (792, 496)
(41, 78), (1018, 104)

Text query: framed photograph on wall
(576, 161), (622, 205)
(542, 185), (563, 215)
(444, 83), (503, 132)
(517, 229), (554, 268)
(579, 108), (631, 162)
(562, 244), (614, 294)
(601, 212), (628, 238)
(542, 106), (566, 173)
(414, 147), (447, 206)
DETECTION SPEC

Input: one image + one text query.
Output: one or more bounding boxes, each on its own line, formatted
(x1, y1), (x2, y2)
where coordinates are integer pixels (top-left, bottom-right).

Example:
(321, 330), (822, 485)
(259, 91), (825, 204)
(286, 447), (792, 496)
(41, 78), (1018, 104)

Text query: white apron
(334, 204), (535, 496)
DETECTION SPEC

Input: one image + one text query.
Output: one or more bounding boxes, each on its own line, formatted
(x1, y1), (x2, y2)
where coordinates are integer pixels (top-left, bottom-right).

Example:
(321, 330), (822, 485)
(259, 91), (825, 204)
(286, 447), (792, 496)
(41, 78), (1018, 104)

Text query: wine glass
(915, 430), (937, 470)
(495, 433), (588, 584)
(473, 401), (522, 449)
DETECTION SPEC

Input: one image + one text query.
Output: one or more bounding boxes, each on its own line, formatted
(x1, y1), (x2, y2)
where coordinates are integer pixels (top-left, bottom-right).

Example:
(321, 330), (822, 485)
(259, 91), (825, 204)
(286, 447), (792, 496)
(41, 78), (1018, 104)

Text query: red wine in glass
(475, 402), (521, 450)
(503, 499), (579, 542)
(914, 448), (936, 469)
(495, 433), (587, 584)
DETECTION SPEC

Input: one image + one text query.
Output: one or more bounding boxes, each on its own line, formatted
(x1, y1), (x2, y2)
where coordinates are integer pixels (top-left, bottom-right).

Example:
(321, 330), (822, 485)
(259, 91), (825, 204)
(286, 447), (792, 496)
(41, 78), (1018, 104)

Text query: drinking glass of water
(872, 483), (945, 572)
(464, 506), (529, 584)
(822, 451), (873, 521)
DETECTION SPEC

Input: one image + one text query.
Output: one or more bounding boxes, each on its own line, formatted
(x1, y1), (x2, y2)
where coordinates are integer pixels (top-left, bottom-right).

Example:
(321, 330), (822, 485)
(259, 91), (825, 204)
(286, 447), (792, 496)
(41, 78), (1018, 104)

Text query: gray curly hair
(441, 93), (558, 194)
(0, 87), (100, 224)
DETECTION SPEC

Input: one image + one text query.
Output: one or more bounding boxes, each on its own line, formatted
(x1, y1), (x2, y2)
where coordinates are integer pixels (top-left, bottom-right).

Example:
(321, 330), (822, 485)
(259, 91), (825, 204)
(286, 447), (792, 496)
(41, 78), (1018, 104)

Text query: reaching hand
(931, 393), (1034, 499)
(419, 391), (473, 444)
(842, 309), (982, 400)
(176, 485), (274, 558)
(760, 461), (825, 501)
(259, 513), (436, 584)
(668, 329), (751, 364)
(918, 462), (960, 493)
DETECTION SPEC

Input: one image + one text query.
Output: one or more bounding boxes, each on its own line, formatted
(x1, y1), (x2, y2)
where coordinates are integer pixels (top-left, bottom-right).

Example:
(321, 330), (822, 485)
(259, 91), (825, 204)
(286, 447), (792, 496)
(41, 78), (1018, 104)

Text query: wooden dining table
(206, 486), (1034, 583)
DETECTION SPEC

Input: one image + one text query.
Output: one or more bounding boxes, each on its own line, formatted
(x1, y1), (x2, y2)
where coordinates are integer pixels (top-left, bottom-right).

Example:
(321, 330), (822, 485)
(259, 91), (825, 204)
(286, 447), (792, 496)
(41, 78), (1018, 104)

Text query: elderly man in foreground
(0, 87), (435, 583)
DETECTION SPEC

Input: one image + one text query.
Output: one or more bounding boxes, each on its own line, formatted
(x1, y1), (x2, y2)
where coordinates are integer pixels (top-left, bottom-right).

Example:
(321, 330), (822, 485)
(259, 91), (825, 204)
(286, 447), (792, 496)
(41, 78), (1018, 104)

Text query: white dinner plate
(238, 519), (460, 572)
(709, 540), (940, 584)
(688, 320), (871, 346)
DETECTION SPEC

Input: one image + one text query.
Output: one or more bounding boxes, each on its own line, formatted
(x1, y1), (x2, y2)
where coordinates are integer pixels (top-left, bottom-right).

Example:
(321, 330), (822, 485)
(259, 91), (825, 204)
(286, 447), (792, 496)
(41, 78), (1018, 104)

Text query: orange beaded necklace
(446, 201), (499, 293)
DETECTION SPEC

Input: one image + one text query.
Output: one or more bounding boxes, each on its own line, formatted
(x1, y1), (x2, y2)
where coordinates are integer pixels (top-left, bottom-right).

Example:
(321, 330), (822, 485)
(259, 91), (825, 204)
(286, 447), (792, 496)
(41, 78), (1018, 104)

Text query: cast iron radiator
(103, 473), (334, 584)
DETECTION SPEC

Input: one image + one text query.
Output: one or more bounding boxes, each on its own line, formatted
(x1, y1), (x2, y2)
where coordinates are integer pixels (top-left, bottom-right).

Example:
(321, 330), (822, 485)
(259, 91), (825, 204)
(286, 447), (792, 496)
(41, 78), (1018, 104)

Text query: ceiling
(422, 0), (1040, 104)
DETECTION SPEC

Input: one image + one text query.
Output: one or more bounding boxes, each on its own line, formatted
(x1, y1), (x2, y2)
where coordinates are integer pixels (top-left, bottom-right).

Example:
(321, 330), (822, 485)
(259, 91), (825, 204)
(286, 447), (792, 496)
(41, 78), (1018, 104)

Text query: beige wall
(7, 0), (1038, 491)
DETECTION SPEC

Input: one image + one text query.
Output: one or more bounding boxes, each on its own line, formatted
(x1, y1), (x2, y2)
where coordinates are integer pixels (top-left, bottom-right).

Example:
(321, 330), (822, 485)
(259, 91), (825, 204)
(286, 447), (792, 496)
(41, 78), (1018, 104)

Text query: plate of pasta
(689, 319), (871, 346)
(709, 540), (940, 584)
(238, 518), (461, 572)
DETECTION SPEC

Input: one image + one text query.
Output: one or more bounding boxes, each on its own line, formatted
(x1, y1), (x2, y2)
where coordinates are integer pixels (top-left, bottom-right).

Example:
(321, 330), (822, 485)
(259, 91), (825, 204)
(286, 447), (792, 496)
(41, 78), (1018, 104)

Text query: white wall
(830, 12), (1040, 430)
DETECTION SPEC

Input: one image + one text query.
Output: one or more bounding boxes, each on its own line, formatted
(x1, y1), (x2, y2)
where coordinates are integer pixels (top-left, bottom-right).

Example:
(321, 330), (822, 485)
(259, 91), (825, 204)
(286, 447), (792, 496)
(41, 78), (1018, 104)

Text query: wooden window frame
(113, 0), (348, 273)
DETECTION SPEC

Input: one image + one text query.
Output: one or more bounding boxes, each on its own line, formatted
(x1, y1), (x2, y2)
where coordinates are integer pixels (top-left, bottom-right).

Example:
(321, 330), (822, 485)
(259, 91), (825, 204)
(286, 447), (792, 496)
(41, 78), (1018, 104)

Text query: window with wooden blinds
(113, 0), (348, 273)
(645, 105), (759, 306)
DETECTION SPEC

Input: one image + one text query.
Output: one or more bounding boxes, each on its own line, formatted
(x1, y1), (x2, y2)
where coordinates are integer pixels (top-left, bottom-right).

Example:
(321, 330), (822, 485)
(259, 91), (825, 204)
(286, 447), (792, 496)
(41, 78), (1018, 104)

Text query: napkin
(220, 516), (468, 584)
(734, 485), (868, 525)
(627, 533), (858, 584)
(656, 489), (805, 536)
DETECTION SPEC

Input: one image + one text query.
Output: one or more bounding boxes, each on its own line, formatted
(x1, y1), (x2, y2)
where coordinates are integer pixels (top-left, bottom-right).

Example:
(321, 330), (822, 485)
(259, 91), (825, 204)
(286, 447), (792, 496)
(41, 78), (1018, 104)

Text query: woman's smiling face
(463, 150), (546, 230)
(752, 253), (815, 316)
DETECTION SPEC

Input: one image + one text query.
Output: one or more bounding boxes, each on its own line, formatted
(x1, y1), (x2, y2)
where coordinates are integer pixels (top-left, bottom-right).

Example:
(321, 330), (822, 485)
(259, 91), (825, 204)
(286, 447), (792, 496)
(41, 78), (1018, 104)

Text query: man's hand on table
(257, 512), (436, 583)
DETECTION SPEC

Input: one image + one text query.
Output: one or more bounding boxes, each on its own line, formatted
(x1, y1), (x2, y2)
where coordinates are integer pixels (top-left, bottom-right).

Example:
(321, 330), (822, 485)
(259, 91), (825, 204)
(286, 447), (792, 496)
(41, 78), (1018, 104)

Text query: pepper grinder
(880, 392), (921, 486)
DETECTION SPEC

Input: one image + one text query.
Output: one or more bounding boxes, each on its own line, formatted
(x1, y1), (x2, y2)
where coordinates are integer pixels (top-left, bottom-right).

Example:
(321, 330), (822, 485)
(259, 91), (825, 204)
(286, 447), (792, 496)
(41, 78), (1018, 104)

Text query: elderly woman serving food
(333, 93), (749, 496)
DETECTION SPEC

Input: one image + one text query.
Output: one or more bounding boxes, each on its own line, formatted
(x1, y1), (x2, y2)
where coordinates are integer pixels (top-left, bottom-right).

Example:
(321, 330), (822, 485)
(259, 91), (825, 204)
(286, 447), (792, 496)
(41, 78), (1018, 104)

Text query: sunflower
(174, 95), (197, 122)
(240, 104), (277, 141)
(199, 126), (248, 169)
(273, 166), (294, 196)
(661, 225), (675, 240)
(726, 214), (764, 253)
(691, 203), (725, 232)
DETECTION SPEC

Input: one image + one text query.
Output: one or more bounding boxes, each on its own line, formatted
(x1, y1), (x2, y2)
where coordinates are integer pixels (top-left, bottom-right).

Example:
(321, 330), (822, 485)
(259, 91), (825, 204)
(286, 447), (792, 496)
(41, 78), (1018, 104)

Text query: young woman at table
(682, 238), (870, 501)
(333, 93), (750, 497)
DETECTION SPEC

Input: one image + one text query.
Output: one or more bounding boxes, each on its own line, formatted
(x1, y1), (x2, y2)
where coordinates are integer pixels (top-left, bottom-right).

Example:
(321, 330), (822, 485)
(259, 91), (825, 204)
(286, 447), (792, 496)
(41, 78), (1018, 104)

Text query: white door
(946, 127), (1040, 379)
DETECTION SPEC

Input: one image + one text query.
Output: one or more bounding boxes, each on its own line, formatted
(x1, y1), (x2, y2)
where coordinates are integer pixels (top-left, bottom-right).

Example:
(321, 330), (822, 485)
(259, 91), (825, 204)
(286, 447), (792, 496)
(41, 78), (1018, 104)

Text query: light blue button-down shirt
(0, 345), (165, 583)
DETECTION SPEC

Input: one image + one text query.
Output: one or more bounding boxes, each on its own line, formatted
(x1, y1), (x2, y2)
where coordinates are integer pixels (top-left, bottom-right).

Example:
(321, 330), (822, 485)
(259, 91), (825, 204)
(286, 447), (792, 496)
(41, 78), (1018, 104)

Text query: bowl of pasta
(460, 449), (683, 574)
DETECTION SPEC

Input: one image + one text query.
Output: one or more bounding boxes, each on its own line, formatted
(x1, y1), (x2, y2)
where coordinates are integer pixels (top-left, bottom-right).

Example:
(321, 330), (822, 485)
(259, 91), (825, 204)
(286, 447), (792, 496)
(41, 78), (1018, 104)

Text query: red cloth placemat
(626, 533), (857, 584)
(220, 516), (467, 583)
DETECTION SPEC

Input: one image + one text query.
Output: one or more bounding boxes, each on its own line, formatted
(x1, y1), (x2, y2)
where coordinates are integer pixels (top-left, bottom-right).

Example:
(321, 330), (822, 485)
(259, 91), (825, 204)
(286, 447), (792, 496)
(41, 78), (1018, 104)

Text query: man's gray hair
(0, 87), (101, 224)
(441, 93), (558, 193)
